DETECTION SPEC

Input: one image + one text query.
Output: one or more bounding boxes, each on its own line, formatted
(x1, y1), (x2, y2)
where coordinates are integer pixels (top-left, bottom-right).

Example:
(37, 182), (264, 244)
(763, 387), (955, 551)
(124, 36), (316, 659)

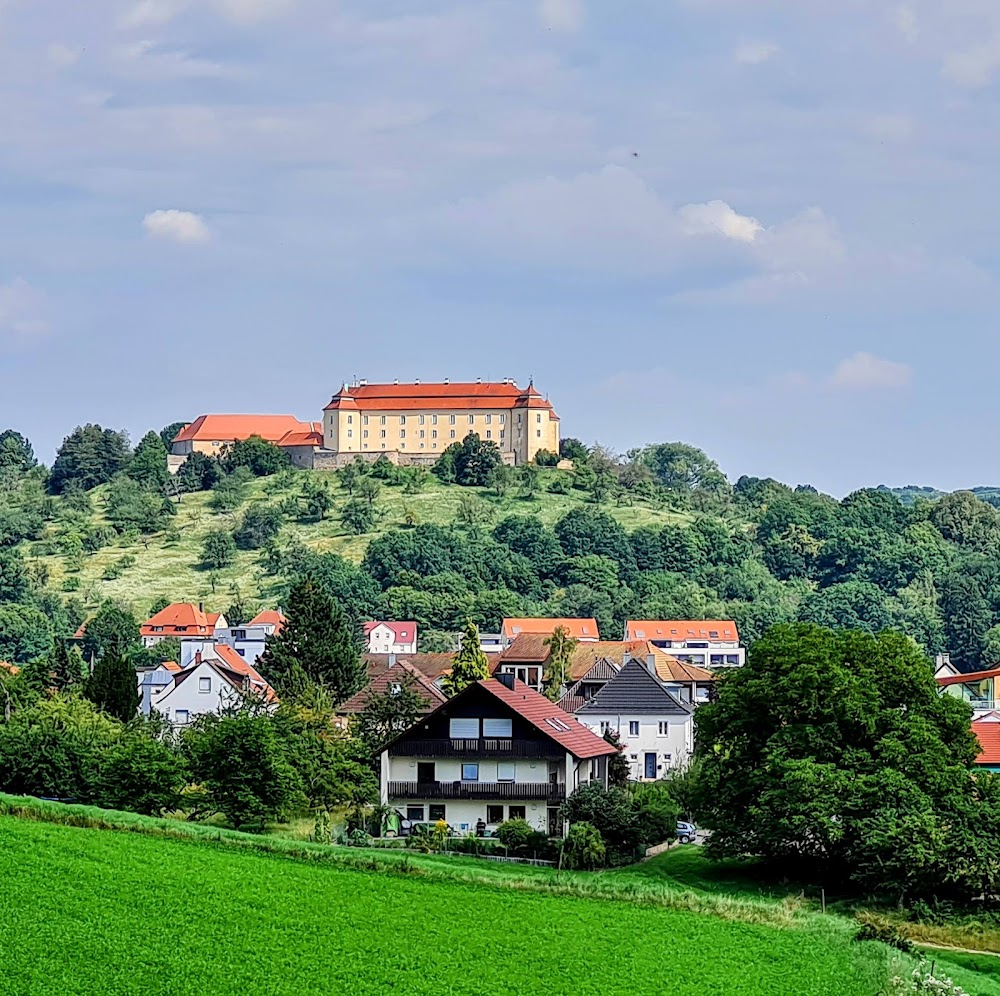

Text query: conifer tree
(258, 576), (365, 704)
(86, 650), (140, 722)
(127, 430), (170, 490)
(49, 640), (86, 690)
(443, 620), (490, 696)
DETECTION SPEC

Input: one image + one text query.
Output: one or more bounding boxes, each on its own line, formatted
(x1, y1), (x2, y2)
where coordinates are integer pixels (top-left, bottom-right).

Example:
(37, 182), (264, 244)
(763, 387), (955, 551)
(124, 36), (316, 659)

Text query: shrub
(561, 821), (605, 870)
(93, 735), (188, 816)
(202, 529), (237, 568)
(561, 782), (642, 865)
(233, 504), (283, 550)
(496, 817), (533, 851)
(853, 912), (913, 954)
(534, 449), (559, 467)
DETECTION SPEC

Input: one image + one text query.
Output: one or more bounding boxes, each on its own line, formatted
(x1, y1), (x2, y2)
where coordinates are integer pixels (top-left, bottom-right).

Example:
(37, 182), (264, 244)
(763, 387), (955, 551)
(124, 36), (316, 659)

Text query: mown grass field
(0, 808), (890, 996)
(32, 469), (690, 615)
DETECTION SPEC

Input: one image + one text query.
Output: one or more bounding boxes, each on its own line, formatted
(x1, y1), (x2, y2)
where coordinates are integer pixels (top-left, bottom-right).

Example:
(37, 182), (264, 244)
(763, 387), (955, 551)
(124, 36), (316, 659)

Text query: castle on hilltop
(168, 378), (561, 471)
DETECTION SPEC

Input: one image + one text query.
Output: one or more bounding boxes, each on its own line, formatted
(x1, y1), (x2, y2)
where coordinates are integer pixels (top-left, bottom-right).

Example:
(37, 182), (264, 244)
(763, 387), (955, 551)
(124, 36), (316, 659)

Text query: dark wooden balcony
(388, 738), (564, 758)
(388, 780), (566, 802)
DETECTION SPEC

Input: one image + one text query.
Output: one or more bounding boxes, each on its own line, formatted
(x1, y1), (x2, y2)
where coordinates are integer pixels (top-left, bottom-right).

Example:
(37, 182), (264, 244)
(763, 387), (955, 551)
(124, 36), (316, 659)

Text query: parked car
(677, 821), (697, 844)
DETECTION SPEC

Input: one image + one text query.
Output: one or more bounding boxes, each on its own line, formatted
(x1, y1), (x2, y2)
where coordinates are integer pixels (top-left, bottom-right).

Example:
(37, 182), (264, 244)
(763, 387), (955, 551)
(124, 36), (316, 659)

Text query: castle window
(432, 415), (438, 425)
(400, 430), (406, 439)
(400, 415), (406, 425)
(468, 414), (474, 425)
(485, 414), (492, 424)
(380, 415), (386, 425)
(486, 431), (492, 439)
(499, 414), (505, 424)
(450, 430), (456, 439)
(536, 413), (542, 423)
(500, 430), (505, 439)
(420, 430), (425, 438)
(381, 430), (386, 439)
(347, 415), (353, 424)
(419, 415), (425, 425)
(363, 416), (369, 425)
(449, 415), (456, 425)
(536, 430), (541, 438)
(432, 430), (437, 439)
(363, 430), (368, 439)
(347, 430), (352, 438)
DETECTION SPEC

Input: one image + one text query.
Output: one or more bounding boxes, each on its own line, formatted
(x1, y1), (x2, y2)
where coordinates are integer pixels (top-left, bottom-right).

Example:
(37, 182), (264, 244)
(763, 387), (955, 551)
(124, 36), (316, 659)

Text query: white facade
(179, 630), (268, 670)
(140, 659), (275, 727)
(578, 713), (692, 781)
(366, 623), (418, 655)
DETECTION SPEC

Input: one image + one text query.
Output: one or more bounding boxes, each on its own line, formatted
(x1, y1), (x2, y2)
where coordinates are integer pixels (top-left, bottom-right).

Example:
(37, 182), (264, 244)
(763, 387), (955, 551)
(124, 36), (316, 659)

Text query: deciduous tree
(443, 620), (490, 696)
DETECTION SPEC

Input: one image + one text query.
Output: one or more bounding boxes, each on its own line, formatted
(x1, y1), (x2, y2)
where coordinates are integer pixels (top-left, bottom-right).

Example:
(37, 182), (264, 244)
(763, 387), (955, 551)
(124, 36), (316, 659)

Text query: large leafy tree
(49, 424), (132, 494)
(638, 442), (730, 497)
(0, 604), (52, 662)
(443, 620), (490, 696)
(80, 601), (142, 664)
(694, 623), (988, 903)
(85, 650), (140, 722)
(433, 432), (502, 487)
(159, 421), (188, 450)
(0, 430), (36, 471)
(258, 576), (365, 703)
(219, 435), (290, 477)
(127, 430), (170, 490)
(0, 547), (29, 603)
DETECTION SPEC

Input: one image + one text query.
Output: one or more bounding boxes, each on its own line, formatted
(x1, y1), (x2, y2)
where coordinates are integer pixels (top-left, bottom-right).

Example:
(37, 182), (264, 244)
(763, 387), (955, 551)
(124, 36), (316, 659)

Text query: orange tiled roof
(324, 381), (558, 415)
(502, 618), (600, 641)
(338, 658), (447, 715)
(249, 609), (286, 634)
(277, 425), (323, 448)
(173, 414), (316, 445)
(141, 603), (220, 638)
(974, 720), (1000, 765)
(0, 661), (19, 675)
(625, 620), (740, 642)
(365, 621), (417, 643)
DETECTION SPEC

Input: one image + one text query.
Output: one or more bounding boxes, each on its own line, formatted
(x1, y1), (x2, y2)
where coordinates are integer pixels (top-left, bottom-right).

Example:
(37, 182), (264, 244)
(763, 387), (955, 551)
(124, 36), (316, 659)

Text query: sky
(1, 0), (999, 496)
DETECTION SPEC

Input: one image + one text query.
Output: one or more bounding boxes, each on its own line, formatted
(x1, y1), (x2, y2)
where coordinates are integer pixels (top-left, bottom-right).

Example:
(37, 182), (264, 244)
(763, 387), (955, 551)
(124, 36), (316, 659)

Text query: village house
(937, 666), (1000, 715)
(337, 657), (447, 725)
(379, 675), (617, 837)
(365, 621), (418, 656)
(139, 648), (277, 726)
(572, 659), (694, 780)
(624, 620), (745, 669)
(500, 617), (600, 648)
(973, 713), (1000, 773)
(140, 603), (226, 648)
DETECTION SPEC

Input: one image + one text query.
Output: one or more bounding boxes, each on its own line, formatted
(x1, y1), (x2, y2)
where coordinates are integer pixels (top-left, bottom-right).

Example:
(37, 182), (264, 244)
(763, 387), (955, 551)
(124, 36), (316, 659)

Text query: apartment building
(623, 620), (745, 669)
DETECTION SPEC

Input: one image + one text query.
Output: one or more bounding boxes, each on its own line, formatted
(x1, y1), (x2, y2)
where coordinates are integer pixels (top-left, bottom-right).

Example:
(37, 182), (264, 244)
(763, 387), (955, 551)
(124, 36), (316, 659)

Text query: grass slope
(0, 813), (887, 996)
(35, 470), (688, 613)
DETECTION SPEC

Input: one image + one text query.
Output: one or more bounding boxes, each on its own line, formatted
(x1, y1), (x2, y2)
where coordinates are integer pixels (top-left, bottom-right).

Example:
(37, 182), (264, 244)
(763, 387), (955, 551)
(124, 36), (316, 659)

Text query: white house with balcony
(624, 620), (745, 669)
(378, 675), (617, 837)
(572, 659), (693, 780)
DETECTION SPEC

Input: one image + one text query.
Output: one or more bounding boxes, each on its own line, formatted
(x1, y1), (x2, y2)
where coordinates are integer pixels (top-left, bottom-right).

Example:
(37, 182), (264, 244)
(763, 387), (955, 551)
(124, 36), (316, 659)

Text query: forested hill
(2, 426), (1000, 672)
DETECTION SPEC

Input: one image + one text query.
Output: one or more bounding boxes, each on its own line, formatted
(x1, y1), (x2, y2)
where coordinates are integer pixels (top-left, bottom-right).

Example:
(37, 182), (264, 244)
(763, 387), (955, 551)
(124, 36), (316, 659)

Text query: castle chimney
(476, 377), (482, 384)
(393, 378), (399, 385)
(415, 378), (421, 385)
(444, 377), (450, 385)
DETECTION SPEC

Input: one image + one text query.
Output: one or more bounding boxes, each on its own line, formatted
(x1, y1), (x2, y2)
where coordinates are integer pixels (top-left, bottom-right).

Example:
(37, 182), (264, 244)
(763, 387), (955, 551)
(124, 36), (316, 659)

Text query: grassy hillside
(0, 809), (888, 996)
(29, 469), (688, 615)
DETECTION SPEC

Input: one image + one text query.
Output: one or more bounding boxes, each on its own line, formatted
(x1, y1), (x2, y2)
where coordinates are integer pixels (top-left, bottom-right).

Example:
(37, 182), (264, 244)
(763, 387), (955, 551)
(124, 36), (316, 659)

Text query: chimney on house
(646, 654), (657, 676)
(195, 651), (201, 665)
(623, 651), (631, 666)
(388, 653), (397, 667)
(199, 601), (203, 613)
(496, 672), (516, 690)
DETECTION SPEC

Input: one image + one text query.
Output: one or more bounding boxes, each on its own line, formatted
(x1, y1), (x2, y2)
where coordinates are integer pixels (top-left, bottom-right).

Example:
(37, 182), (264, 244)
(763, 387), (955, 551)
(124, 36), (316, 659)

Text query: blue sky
(1, 0), (998, 495)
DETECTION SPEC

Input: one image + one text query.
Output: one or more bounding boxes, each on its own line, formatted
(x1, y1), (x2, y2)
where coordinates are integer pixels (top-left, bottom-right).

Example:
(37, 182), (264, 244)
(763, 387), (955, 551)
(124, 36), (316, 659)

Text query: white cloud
(678, 199), (763, 243)
(118, 0), (188, 29)
(735, 40), (779, 65)
(894, 5), (919, 43)
(142, 209), (211, 244)
(115, 40), (233, 79)
(0, 279), (47, 342)
(828, 352), (911, 390)
(216, 0), (295, 24)
(539, 0), (583, 32)
(943, 34), (1000, 87)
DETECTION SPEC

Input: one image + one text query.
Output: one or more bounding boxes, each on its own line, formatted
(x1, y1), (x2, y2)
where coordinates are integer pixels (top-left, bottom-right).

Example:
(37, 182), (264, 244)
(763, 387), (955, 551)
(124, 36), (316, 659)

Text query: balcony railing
(388, 780), (566, 802)
(388, 738), (563, 758)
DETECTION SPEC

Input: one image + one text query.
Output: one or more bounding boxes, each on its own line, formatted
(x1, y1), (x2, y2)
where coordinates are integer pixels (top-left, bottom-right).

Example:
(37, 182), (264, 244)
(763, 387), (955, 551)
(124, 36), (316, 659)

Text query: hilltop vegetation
(6, 423), (1000, 669)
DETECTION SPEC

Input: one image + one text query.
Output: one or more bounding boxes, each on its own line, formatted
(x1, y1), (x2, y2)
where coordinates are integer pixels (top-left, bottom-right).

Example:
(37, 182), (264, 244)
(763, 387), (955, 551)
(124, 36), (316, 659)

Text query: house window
(599, 721), (612, 733)
(462, 763), (479, 782)
(658, 722), (671, 735)
(406, 806), (425, 822)
(483, 718), (512, 737)
(449, 414), (456, 425)
(497, 762), (515, 783)
(508, 805), (526, 820)
(429, 804), (446, 821)
(233, 630), (246, 640)
(450, 718), (479, 739)
(199, 677), (211, 694)
(629, 721), (639, 736)
(237, 649), (245, 657)
(175, 710), (189, 724)
(486, 804), (504, 824)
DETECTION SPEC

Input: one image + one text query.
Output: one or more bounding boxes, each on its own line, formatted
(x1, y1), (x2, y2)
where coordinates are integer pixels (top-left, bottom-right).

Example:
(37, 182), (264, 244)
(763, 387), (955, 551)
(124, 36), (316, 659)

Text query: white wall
(367, 624), (417, 655)
(388, 757), (550, 784)
(579, 714), (692, 780)
(385, 798), (549, 834)
(151, 661), (244, 726)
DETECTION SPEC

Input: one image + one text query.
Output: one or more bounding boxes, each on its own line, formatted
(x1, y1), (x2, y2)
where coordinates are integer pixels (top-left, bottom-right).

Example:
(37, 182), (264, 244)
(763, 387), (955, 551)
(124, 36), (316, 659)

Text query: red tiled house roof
(324, 381), (559, 418)
(249, 609), (286, 634)
(172, 415), (316, 446)
(141, 603), (222, 639)
(365, 653), (455, 682)
(973, 720), (1000, 766)
(501, 618), (600, 641)
(364, 621), (417, 643)
(625, 620), (740, 642)
(338, 659), (446, 715)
